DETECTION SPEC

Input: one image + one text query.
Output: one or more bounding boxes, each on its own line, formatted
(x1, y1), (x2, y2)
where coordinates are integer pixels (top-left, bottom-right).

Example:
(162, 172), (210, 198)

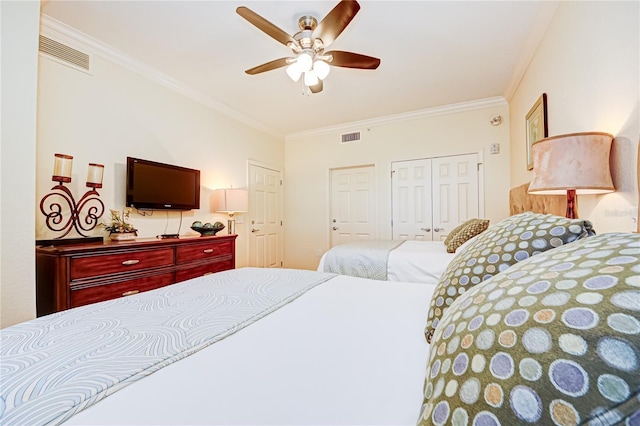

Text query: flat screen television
(126, 157), (200, 210)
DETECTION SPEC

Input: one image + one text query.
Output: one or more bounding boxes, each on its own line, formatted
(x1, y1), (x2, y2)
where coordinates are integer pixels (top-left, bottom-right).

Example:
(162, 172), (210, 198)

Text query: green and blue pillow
(425, 212), (594, 343)
(418, 232), (640, 425)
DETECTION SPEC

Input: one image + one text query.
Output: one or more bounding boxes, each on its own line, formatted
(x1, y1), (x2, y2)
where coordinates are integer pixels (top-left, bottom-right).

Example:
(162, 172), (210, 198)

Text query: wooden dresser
(36, 234), (237, 316)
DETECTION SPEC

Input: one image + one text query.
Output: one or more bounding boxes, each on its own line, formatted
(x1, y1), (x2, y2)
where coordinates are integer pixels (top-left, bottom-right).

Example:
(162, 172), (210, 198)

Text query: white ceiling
(41, 1), (553, 138)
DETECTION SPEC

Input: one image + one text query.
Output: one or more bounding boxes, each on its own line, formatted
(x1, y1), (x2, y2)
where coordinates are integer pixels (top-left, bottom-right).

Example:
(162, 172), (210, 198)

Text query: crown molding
(285, 97), (508, 141)
(39, 14), (283, 139)
(503, 1), (559, 101)
(40, 15), (510, 144)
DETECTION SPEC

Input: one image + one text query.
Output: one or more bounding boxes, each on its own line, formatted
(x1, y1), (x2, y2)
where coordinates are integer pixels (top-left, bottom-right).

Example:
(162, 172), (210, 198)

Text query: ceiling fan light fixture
(237, 1), (380, 95)
(286, 63), (303, 82)
(296, 52), (313, 72)
(313, 60), (330, 80)
(304, 70), (319, 86)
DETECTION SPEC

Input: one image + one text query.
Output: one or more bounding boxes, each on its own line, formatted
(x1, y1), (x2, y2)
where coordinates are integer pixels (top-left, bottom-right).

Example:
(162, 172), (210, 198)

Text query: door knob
(420, 228), (431, 232)
(434, 227), (444, 232)
(251, 228), (260, 233)
(332, 226), (339, 231)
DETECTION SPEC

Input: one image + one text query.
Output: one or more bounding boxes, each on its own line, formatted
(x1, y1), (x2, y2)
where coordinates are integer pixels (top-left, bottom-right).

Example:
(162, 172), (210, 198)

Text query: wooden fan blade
(313, 0), (360, 48)
(236, 6), (296, 47)
(326, 50), (380, 69)
(310, 80), (323, 94)
(245, 57), (290, 75)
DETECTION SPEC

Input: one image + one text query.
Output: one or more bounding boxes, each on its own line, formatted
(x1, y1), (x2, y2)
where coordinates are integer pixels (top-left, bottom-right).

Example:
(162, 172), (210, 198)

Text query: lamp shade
(528, 132), (615, 195)
(313, 60), (330, 80)
(304, 70), (319, 87)
(212, 188), (248, 214)
(286, 63), (302, 82)
(296, 52), (312, 72)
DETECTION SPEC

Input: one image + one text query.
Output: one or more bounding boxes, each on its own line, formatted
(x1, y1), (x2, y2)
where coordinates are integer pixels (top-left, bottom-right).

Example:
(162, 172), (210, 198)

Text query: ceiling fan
(236, 0), (380, 94)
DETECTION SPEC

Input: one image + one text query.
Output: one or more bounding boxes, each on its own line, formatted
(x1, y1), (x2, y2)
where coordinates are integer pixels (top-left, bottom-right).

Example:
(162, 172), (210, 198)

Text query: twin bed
(2, 185), (638, 425)
(318, 186), (557, 285)
(317, 239), (456, 285)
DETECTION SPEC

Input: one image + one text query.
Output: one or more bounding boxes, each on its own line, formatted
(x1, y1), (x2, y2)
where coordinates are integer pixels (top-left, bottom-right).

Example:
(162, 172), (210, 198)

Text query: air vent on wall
(39, 35), (91, 73)
(341, 131), (361, 143)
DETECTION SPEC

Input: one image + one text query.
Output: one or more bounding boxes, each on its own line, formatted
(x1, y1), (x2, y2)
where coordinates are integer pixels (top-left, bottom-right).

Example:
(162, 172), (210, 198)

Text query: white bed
(1, 268), (435, 426)
(318, 240), (456, 285)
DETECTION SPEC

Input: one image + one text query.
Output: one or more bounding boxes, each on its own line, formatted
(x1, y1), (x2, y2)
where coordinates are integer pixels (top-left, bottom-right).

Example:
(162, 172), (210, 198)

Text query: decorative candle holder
(39, 154), (105, 239)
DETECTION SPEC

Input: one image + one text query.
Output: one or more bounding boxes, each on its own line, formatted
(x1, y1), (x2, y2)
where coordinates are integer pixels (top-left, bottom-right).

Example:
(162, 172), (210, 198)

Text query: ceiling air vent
(341, 131), (361, 143)
(39, 35), (91, 73)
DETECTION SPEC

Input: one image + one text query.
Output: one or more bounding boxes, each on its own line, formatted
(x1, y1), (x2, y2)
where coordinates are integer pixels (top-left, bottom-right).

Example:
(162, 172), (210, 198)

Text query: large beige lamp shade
(212, 188), (248, 234)
(528, 132), (615, 218)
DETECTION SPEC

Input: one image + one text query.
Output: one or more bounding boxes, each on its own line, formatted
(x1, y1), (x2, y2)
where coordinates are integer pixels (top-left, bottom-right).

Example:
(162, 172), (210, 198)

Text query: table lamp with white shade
(212, 188), (248, 234)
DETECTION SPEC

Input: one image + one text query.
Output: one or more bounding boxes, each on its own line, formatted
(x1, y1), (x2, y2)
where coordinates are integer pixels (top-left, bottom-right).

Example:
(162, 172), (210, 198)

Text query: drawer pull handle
(122, 290), (139, 297)
(121, 260), (140, 266)
(203, 249), (214, 253)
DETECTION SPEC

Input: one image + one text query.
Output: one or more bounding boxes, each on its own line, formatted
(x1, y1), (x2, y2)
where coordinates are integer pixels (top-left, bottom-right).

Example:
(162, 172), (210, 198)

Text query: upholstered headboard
(509, 182), (565, 216)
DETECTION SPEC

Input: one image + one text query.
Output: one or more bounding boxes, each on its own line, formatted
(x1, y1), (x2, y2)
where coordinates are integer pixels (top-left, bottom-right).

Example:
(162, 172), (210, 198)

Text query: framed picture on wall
(525, 93), (548, 170)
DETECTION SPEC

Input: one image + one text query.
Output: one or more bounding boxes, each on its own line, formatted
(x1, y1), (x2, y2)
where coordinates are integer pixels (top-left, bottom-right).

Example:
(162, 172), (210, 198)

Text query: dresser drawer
(37, 235), (237, 316)
(175, 259), (234, 283)
(71, 272), (175, 308)
(176, 240), (233, 264)
(71, 248), (174, 280)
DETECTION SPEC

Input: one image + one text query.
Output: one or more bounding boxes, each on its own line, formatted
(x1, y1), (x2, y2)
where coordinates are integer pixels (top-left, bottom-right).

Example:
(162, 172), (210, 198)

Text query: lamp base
(565, 189), (578, 219)
(227, 219), (235, 234)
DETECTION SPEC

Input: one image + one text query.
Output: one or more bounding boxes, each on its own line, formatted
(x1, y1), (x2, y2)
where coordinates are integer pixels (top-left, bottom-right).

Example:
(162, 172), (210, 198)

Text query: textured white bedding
(318, 240), (456, 284)
(65, 273), (436, 425)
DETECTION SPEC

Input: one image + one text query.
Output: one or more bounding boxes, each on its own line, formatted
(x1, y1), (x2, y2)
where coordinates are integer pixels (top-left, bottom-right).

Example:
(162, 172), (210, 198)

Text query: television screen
(126, 157), (200, 210)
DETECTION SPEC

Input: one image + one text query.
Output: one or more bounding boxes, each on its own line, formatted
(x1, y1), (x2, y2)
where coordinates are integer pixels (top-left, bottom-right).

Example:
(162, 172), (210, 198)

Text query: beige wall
(509, 1), (639, 233)
(1, 1), (40, 328)
(36, 52), (284, 269)
(284, 101), (511, 270)
(0, 17), (284, 327)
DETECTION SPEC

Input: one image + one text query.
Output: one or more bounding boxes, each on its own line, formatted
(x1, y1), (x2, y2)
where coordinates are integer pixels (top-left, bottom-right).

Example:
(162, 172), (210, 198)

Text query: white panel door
(248, 164), (283, 268)
(391, 159), (433, 240)
(432, 153), (479, 240)
(391, 153), (480, 241)
(330, 166), (376, 247)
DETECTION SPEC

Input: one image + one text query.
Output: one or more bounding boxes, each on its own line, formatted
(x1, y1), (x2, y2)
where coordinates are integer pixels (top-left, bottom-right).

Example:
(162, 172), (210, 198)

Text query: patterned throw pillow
(444, 219), (490, 253)
(444, 221), (472, 248)
(418, 232), (640, 426)
(425, 212), (594, 343)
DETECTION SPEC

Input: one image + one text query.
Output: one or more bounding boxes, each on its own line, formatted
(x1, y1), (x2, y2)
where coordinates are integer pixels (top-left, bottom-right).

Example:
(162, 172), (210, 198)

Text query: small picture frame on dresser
(525, 93), (548, 170)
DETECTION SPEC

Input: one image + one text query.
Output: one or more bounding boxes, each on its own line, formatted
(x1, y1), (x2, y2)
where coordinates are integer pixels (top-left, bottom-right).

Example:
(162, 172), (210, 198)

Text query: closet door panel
(392, 153), (481, 241)
(432, 154), (480, 240)
(392, 159), (433, 240)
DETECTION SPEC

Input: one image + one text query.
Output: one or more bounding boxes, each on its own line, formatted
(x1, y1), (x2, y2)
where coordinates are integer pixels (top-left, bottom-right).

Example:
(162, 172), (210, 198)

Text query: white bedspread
(65, 273), (436, 425)
(318, 240), (455, 284)
(1, 268), (334, 426)
(387, 240), (456, 284)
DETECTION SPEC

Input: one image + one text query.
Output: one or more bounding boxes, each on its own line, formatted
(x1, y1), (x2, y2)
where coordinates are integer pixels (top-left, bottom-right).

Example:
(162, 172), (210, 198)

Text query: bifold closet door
(392, 153), (480, 240)
(391, 159), (433, 240)
(431, 153), (480, 240)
